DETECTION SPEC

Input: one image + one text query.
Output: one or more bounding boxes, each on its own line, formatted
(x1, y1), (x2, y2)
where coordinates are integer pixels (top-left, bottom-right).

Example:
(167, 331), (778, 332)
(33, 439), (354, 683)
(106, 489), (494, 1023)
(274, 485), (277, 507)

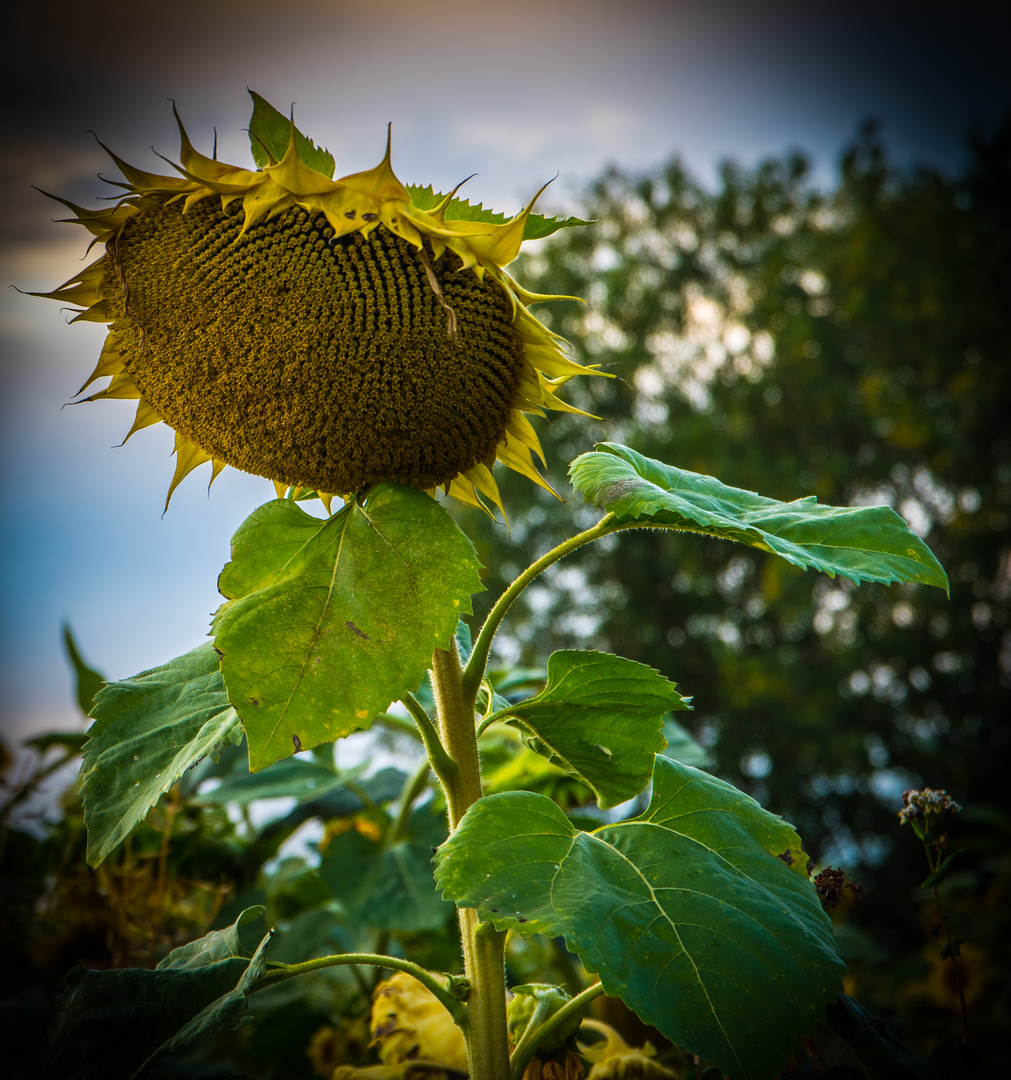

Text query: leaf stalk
(462, 514), (618, 701)
(253, 952), (467, 1026)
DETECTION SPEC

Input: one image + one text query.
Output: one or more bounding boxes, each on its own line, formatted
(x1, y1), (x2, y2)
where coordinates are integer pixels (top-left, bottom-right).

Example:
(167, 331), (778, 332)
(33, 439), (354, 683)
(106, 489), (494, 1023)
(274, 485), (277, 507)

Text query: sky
(1, 0), (1008, 758)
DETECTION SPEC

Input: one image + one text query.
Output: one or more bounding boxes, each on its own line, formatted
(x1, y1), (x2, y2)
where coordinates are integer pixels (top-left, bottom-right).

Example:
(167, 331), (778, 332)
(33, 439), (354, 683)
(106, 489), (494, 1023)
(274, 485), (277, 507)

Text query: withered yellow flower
(37, 98), (603, 513)
(370, 972), (468, 1070)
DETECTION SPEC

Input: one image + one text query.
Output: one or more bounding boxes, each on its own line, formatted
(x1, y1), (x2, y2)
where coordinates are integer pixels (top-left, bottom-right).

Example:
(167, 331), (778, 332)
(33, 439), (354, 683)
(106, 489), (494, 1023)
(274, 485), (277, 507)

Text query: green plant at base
(33, 95), (949, 1080)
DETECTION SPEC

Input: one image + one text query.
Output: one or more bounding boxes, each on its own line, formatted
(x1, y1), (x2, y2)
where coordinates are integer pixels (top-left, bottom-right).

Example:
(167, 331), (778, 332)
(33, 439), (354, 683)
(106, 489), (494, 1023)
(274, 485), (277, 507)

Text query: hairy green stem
(431, 639), (511, 1080)
(462, 514), (618, 701)
(509, 981), (604, 1078)
(254, 952), (466, 1026)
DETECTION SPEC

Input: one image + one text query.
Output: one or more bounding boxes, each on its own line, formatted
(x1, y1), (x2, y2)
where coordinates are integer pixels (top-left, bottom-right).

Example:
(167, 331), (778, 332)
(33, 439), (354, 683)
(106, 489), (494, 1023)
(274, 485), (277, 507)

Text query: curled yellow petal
(166, 433), (212, 508)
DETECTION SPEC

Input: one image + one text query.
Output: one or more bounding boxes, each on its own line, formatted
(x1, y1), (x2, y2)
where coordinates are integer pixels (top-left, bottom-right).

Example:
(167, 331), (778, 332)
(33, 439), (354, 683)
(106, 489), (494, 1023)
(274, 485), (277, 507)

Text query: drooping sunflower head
(36, 92), (605, 514)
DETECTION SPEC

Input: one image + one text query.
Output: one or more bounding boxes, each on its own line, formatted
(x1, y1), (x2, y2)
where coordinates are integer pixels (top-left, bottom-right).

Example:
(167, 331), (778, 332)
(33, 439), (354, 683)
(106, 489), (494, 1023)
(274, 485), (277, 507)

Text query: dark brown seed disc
(104, 197), (527, 493)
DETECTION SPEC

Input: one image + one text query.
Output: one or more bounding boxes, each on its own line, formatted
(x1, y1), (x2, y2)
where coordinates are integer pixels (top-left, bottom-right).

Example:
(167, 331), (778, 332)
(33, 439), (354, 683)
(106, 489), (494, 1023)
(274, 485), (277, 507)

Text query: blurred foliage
(459, 119), (1010, 1069)
(0, 653), (598, 1079)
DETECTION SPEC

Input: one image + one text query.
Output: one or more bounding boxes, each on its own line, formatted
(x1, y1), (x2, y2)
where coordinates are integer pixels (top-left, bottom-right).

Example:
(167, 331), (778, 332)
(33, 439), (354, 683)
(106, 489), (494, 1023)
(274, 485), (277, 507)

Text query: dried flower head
(898, 788), (962, 825)
(36, 95), (604, 515)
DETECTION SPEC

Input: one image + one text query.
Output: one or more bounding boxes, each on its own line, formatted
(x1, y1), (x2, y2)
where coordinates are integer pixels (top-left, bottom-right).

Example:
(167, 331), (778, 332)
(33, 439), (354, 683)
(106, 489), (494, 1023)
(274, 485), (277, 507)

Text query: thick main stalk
(430, 640), (511, 1080)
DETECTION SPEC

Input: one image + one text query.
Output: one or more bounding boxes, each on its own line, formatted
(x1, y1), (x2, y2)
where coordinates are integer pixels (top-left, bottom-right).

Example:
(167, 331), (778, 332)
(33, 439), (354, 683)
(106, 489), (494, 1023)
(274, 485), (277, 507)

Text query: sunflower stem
(430, 638), (511, 1080)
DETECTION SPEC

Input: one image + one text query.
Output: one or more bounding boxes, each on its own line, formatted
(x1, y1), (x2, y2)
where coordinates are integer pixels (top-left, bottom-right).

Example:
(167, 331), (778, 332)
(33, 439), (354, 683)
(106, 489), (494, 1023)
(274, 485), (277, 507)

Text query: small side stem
(462, 514), (618, 701)
(402, 690), (459, 794)
(476, 706), (521, 738)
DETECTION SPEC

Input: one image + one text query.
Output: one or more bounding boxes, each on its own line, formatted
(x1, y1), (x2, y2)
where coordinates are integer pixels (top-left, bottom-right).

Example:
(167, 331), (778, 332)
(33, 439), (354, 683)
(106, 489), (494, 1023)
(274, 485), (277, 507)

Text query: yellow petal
(444, 177), (554, 268)
(77, 336), (127, 395)
(85, 371), (141, 401)
(522, 340), (601, 381)
(505, 410), (547, 465)
(266, 117), (339, 197)
(30, 257), (106, 308)
(494, 428), (560, 498)
(207, 458), (228, 490)
(445, 474), (494, 517)
(463, 462), (507, 521)
(166, 434), (212, 508)
(336, 125), (411, 205)
(34, 191), (138, 241)
(173, 102), (242, 184)
(98, 138), (194, 196)
(118, 398), (160, 444)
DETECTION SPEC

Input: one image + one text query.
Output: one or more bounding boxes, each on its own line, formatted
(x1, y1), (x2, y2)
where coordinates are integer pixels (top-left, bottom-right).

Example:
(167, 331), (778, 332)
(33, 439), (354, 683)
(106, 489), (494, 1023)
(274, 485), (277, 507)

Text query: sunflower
(36, 96), (604, 514)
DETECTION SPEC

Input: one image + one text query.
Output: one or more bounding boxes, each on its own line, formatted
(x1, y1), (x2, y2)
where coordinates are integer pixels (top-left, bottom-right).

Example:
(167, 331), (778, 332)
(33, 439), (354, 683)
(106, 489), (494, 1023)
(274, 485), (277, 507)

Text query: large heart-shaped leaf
(570, 443), (948, 592)
(502, 650), (689, 808)
(436, 756), (842, 1079)
(213, 485), (482, 771)
(80, 643), (241, 867)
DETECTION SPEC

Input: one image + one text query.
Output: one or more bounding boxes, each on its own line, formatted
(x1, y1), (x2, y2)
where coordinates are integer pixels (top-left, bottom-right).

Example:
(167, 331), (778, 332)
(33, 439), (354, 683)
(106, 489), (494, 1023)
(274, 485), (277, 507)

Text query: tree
(465, 119), (1011, 1062)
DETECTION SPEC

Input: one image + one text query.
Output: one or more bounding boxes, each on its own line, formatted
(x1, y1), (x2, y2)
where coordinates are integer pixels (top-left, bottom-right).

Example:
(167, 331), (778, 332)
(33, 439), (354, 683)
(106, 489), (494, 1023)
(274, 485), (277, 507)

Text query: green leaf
(319, 802), (453, 932)
(503, 650), (689, 808)
(482, 737), (592, 806)
(157, 906), (265, 971)
(141, 931), (272, 1074)
(41, 960), (248, 1080)
(921, 851), (961, 890)
(406, 183), (591, 241)
(41, 911), (271, 1080)
(570, 443), (949, 593)
(213, 486), (482, 772)
(436, 756), (842, 1080)
(196, 758), (351, 805)
(659, 715), (713, 768)
(62, 623), (105, 715)
(81, 644), (242, 868)
(247, 90), (335, 178)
